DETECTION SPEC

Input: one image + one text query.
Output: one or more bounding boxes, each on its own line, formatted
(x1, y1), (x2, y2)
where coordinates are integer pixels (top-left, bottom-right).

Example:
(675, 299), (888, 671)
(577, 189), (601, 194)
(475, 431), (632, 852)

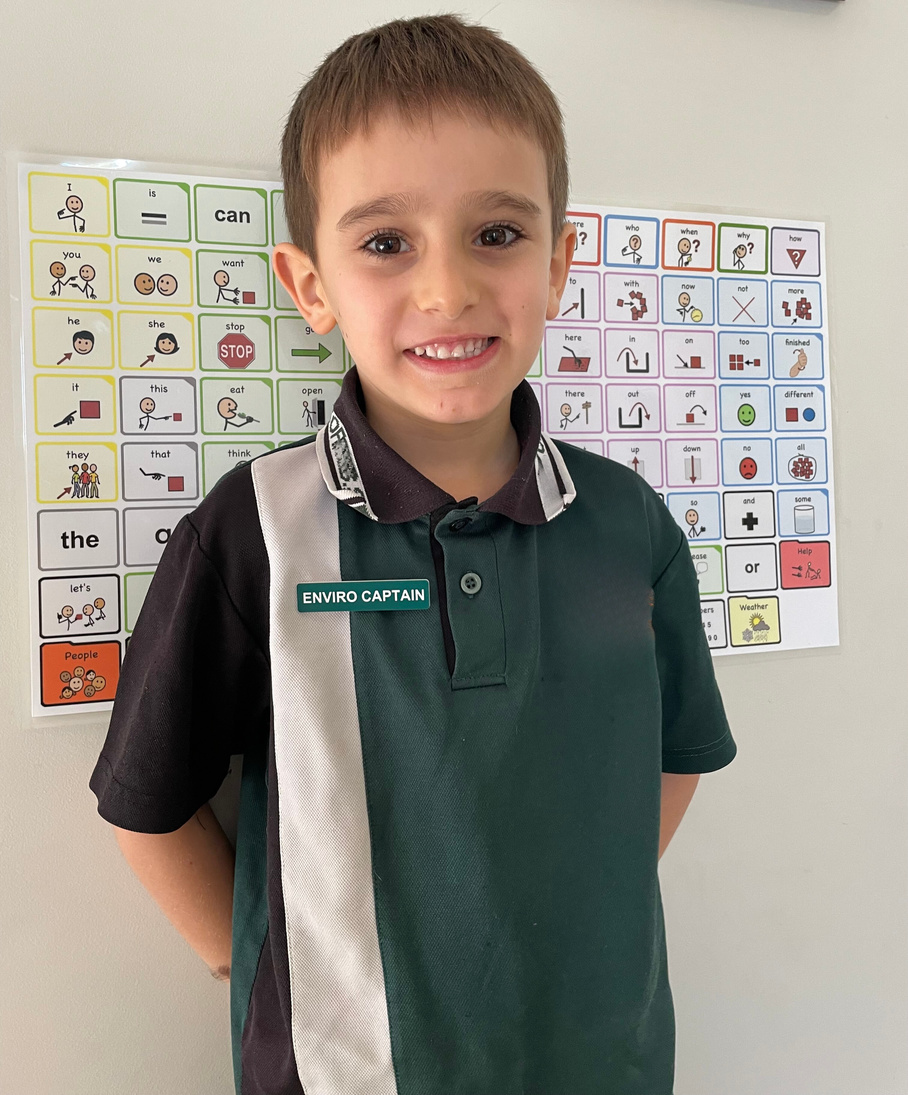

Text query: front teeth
(411, 338), (491, 359)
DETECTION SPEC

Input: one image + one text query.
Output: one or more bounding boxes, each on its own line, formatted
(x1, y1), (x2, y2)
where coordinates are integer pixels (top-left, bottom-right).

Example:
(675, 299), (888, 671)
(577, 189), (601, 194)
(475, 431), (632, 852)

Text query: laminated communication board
(535, 207), (838, 658)
(13, 159), (838, 716)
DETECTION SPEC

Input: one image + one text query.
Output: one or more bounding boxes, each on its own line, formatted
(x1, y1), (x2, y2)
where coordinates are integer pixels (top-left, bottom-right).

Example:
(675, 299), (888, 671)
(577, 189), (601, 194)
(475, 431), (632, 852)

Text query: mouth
(403, 336), (499, 371)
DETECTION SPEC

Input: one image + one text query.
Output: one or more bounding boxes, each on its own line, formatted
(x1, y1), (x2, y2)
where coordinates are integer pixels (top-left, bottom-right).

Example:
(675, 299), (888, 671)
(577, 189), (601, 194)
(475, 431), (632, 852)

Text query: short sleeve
(89, 510), (270, 833)
(648, 501), (737, 775)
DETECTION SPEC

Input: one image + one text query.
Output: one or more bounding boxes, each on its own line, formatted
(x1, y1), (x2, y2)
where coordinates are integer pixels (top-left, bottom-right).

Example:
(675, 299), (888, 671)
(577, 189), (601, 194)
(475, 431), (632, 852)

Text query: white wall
(2, 1), (905, 1093)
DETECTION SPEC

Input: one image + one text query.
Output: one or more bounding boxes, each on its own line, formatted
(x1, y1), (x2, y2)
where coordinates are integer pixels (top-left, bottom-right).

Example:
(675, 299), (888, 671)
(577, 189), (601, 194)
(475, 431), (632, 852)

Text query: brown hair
(280, 14), (569, 265)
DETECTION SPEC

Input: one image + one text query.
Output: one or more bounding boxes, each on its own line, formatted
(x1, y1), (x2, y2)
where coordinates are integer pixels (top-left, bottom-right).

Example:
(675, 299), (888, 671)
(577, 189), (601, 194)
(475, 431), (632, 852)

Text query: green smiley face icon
(737, 403), (756, 426)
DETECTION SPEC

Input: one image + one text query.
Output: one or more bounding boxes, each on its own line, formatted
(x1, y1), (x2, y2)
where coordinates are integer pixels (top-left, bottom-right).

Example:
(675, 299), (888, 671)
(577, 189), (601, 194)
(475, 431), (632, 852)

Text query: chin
(417, 387), (509, 426)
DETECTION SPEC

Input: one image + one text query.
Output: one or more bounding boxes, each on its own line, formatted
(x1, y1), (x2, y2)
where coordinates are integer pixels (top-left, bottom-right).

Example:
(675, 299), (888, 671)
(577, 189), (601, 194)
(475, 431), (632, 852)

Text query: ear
(546, 222), (578, 322)
(271, 243), (337, 335)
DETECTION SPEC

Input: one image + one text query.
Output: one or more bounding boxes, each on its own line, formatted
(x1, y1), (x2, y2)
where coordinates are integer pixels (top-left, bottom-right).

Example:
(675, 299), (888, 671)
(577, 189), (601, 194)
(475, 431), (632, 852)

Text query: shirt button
(460, 572), (482, 595)
(450, 519), (470, 532)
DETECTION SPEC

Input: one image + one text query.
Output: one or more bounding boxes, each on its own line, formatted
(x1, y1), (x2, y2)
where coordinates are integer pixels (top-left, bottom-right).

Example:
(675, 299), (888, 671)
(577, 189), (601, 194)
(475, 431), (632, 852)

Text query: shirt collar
(315, 367), (576, 525)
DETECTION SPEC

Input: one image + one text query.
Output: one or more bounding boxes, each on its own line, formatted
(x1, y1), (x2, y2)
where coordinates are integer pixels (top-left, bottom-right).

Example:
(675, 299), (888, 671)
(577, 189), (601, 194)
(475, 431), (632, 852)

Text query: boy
(90, 15), (736, 1095)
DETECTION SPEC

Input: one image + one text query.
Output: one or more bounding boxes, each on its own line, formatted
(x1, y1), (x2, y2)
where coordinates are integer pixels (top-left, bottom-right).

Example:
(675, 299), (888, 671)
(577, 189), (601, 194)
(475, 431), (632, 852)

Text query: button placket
(438, 516), (506, 688)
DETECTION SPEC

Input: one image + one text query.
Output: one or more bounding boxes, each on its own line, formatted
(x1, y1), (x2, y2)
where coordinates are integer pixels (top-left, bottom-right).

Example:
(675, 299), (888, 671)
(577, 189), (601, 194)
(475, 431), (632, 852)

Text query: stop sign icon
(218, 332), (255, 369)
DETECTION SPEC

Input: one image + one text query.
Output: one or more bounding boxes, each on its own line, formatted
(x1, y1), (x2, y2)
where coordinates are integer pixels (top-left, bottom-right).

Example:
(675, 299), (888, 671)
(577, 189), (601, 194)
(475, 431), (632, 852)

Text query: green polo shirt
(90, 367), (735, 1095)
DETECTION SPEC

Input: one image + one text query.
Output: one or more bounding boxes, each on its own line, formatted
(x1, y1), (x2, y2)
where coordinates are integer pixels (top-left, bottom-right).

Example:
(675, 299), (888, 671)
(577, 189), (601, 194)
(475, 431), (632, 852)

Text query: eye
(362, 233), (410, 257)
(477, 223), (523, 248)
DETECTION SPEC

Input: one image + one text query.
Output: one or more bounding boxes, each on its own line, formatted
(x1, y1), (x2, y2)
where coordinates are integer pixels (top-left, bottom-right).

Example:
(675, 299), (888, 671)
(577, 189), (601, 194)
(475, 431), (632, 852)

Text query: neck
(358, 383), (521, 504)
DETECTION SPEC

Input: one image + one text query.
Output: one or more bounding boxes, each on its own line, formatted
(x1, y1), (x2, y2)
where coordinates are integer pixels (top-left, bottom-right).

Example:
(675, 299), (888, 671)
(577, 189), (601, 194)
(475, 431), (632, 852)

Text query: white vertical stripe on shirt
(252, 442), (398, 1095)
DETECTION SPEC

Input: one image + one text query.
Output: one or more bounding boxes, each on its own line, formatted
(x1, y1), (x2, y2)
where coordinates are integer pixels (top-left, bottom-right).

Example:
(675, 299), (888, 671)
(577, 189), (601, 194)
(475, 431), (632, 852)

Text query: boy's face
(274, 111), (576, 430)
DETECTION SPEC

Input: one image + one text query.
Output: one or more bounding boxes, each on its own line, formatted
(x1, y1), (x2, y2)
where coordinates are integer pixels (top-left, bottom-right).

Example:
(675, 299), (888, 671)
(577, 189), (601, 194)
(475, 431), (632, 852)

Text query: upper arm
(644, 492), (737, 775)
(89, 513), (270, 834)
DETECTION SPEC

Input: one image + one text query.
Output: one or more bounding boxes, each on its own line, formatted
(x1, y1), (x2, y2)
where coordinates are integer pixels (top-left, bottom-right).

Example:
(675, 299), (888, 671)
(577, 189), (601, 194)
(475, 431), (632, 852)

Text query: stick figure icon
(677, 238), (693, 267)
(49, 261), (68, 297)
(685, 508), (706, 539)
(677, 292), (693, 321)
(68, 464), (82, 498)
(621, 234), (643, 265)
(559, 402), (579, 430)
(57, 194), (86, 233)
(217, 396), (256, 430)
(75, 264), (97, 300)
(138, 397), (171, 431)
(87, 463), (100, 498)
(214, 270), (240, 305)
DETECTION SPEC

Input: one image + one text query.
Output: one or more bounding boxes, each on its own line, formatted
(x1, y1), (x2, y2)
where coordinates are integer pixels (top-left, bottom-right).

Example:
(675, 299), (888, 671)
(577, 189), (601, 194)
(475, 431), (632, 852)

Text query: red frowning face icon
(739, 457), (758, 481)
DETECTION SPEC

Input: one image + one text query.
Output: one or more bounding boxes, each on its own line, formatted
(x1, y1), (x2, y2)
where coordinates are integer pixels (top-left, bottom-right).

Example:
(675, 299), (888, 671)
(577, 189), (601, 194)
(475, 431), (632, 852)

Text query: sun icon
(750, 613), (764, 629)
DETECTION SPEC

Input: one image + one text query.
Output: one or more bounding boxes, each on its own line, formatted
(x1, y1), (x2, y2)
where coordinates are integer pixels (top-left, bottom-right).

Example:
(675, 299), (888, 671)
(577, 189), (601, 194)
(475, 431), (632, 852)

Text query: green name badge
(297, 580), (431, 612)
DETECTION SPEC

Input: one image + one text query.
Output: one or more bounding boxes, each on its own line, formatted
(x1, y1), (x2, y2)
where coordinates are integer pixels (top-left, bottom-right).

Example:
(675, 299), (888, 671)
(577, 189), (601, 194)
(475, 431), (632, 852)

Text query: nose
(411, 239), (480, 319)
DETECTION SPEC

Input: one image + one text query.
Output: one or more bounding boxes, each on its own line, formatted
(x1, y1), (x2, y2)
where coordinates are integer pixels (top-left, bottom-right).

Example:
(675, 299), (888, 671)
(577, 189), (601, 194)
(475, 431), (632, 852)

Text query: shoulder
(553, 439), (651, 498)
(186, 437), (318, 563)
(150, 446), (321, 653)
(551, 439), (683, 580)
(552, 438), (670, 526)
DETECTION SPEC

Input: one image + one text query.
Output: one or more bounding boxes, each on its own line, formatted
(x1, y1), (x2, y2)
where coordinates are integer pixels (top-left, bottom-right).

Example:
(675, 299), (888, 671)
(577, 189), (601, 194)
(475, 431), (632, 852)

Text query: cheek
(334, 273), (399, 339)
(511, 265), (551, 330)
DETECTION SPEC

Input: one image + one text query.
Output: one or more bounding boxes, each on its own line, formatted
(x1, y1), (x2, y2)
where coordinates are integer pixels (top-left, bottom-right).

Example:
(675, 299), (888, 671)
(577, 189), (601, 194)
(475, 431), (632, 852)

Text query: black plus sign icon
(742, 511), (759, 531)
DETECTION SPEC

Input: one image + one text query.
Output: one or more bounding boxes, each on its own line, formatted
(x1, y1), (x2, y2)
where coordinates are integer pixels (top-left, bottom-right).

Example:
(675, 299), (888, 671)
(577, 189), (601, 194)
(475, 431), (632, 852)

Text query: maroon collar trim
(315, 367), (576, 525)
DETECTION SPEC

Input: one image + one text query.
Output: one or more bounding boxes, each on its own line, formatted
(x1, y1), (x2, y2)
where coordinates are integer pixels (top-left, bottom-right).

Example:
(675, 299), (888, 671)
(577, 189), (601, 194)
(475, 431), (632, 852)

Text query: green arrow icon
(291, 344), (332, 363)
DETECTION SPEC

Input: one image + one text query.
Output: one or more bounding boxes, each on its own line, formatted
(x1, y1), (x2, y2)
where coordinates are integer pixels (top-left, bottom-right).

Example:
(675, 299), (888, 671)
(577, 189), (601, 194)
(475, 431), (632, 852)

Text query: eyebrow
(335, 189), (543, 233)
